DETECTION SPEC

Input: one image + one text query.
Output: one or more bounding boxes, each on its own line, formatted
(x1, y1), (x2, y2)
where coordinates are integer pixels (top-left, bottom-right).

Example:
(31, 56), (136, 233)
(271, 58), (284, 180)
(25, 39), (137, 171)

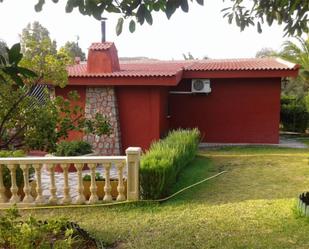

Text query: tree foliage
(21, 0), (309, 36)
(60, 41), (86, 61)
(20, 21), (72, 87)
(0, 43), (111, 152)
(255, 47), (277, 58)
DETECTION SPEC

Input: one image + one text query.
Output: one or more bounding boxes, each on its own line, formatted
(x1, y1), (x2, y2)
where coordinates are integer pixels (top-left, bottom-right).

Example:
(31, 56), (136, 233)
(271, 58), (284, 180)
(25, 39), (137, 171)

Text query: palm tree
(278, 36), (309, 97)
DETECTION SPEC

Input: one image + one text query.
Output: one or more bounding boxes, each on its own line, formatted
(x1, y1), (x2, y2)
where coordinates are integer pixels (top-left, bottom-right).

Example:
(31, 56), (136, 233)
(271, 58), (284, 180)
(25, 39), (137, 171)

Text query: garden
(1, 7), (309, 249)
(11, 142), (309, 249)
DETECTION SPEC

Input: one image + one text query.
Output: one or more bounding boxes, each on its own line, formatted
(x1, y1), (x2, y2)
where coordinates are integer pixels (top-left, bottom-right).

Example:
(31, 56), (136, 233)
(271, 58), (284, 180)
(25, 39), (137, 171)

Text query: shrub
(0, 150), (29, 188)
(83, 172), (103, 181)
(55, 140), (92, 156)
(281, 95), (309, 133)
(140, 129), (200, 199)
(0, 207), (99, 249)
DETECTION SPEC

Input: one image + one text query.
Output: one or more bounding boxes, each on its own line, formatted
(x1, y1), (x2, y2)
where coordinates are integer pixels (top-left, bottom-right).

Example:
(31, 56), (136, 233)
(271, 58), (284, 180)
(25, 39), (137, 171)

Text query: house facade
(56, 42), (299, 155)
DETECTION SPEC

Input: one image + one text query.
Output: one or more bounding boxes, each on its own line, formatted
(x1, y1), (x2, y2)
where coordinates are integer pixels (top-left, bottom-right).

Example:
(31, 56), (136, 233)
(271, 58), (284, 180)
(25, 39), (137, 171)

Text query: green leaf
(129, 20), (136, 33)
(144, 9), (153, 25)
(196, 0), (203, 6)
(116, 18), (124, 36)
(34, 0), (45, 12)
(0, 55), (6, 66)
(180, 0), (189, 12)
(166, 0), (177, 19)
(17, 67), (38, 78)
(136, 4), (146, 24)
(8, 44), (22, 65)
(257, 22), (262, 33)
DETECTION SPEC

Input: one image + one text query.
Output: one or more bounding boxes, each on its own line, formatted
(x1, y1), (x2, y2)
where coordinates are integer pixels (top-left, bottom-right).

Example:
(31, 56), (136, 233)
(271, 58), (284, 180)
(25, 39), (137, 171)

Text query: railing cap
(125, 147), (142, 155)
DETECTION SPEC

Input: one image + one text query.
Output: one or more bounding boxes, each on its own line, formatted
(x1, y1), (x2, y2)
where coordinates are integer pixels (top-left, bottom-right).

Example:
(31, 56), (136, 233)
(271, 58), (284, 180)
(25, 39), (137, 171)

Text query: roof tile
(89, 42), (114, 51)
(68, 58), (298, 78)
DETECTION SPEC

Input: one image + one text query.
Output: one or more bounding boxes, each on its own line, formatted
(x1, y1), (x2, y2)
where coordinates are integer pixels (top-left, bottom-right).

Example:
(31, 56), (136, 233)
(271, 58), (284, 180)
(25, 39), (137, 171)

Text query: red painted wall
(169, 78), (281, 144)
(55, 86), (86, 141)
(116, 86), (169, 152)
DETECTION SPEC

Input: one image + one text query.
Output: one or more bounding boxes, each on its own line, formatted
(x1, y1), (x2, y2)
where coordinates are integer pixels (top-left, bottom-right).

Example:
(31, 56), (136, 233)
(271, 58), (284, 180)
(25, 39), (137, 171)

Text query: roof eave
(68, 75), (180, 86)
(183, 69), (299, 79)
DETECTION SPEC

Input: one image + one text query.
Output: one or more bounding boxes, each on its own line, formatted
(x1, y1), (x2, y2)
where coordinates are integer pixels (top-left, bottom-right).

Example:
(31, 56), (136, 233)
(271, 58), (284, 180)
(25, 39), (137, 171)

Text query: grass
(14, 144), (309, 248)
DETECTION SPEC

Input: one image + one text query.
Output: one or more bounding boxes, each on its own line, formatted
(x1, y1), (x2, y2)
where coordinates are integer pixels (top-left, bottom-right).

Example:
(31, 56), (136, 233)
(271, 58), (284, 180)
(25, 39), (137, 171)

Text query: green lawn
(18, 145), (309, 249)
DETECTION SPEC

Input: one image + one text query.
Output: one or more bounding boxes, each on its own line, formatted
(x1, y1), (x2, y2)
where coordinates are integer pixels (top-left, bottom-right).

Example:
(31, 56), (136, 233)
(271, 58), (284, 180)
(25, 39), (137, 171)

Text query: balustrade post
(47, 164), (57, 205)
(61, 164), (72, 204)
(33, 164), (45, 205)
(103, 163), (112, 201)
(8, 164), (20, 204)
(126, 147), (141, 201)
(116, 162), (126, 201)
(75, 163), (86, 204)
(20, 164), (34, 204)
(88, 163), (98, 204)
(0, 165), (7, 203)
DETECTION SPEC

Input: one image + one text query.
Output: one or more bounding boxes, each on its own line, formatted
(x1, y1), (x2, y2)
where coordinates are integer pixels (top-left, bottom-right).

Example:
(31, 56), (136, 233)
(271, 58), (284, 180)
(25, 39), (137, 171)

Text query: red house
(56, 42), (299, 155)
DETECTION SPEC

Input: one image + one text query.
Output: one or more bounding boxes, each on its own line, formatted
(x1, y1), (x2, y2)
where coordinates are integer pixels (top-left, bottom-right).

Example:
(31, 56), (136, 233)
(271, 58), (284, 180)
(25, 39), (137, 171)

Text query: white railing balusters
(0, 147), (141, 208)
(33, 164), (45, 204)
(88, 163), (98, 204)
(61, 164), (72, 204)
(0, 165), (7, 203)
(103, 163), (112, 201)
(47, 164), (57, 205)
(20, 164), (34, 204)
(8, 164), (20, 204)
(75, 163), (86, 204)
(116, 162), (125, 201)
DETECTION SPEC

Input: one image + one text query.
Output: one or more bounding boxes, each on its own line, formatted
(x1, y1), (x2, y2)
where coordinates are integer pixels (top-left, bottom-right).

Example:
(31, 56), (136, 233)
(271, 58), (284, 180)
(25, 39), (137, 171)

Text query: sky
(0, 0), (290, 60)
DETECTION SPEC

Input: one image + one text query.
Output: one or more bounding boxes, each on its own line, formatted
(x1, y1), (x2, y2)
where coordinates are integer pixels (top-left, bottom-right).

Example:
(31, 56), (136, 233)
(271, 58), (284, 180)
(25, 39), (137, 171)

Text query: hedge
(140, 129), (200, 200)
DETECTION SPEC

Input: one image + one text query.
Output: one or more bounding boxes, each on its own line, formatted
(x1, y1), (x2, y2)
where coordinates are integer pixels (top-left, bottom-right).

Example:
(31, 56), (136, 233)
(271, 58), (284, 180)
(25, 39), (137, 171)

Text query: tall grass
(140, 129), (200, 199)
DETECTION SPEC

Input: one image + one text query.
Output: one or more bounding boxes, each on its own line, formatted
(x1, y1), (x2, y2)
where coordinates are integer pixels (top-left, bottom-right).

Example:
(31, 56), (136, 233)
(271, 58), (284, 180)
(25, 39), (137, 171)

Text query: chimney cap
(89, 42), (114, 51)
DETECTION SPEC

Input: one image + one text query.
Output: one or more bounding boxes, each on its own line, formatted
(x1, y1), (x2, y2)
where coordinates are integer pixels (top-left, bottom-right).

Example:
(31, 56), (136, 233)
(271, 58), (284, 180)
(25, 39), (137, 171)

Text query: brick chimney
(87, 42), (120, 74)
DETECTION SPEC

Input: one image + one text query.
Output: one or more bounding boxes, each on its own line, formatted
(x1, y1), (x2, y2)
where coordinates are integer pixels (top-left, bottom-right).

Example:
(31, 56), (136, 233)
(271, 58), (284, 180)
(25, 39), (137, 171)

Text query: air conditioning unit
(191, 79), (211, 94)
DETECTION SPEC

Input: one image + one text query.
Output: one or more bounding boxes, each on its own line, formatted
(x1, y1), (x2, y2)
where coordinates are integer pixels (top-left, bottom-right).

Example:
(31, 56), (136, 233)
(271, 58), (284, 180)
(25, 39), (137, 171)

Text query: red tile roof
(89, 42), (114, 51)
(68, 61), (189, 77)
(67, 58), (298, 78)
(184, 58), (298, 71)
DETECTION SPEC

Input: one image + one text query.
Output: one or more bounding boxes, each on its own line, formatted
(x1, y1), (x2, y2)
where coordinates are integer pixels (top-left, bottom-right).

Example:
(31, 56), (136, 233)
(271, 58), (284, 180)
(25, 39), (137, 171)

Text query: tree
(20, 21), (72, 87)
(0, 39), (7, 58)
(60, 41), (86, 61)
(255, 48), (277, 58)
(29, 0), (309, 36)
(182, 52), (209, 60)
(0, 43), (111, 152)
(277, 36), (309, 96)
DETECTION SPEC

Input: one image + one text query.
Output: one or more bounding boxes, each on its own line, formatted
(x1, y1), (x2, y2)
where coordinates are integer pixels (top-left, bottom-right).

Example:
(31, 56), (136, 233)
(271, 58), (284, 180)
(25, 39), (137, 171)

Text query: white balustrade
(0, 147), (141, 208)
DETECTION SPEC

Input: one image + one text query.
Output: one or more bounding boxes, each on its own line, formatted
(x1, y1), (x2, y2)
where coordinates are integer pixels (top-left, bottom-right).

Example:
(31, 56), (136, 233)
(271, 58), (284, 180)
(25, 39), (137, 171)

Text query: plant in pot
(0, 150), (35, 199)
(83, 172), (127, 200)
(54, 140), (93, 172)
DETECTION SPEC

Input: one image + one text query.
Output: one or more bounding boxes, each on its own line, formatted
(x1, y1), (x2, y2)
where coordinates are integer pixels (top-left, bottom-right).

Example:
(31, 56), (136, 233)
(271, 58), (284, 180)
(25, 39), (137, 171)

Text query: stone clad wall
(83, 87), (121, 155)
